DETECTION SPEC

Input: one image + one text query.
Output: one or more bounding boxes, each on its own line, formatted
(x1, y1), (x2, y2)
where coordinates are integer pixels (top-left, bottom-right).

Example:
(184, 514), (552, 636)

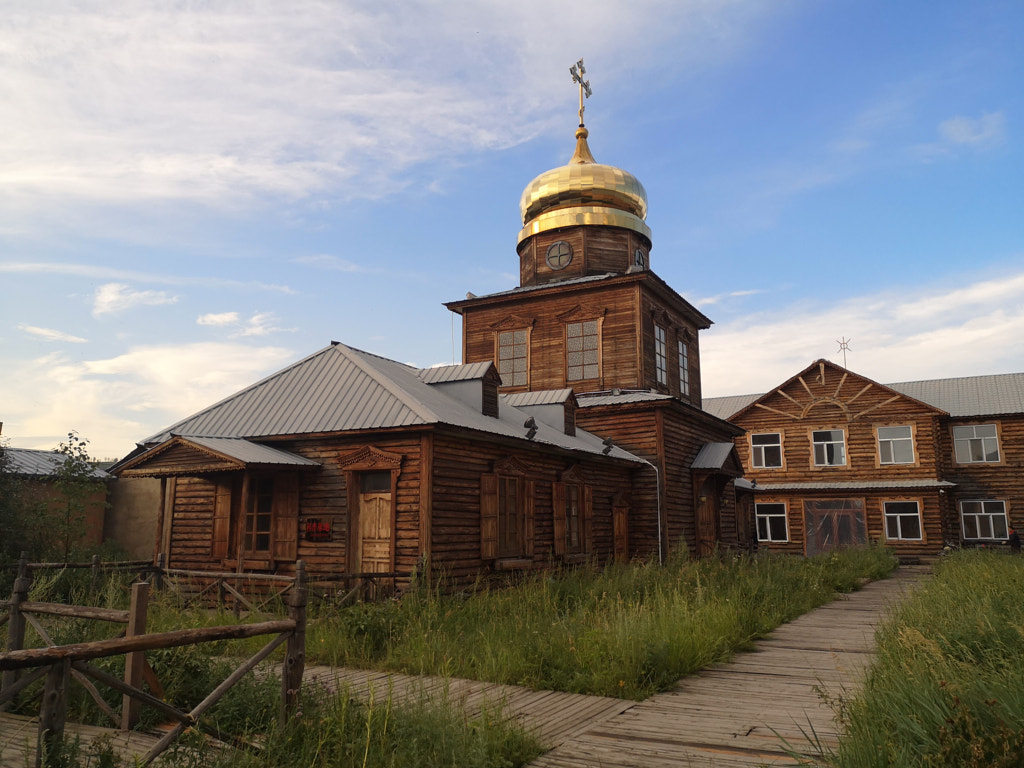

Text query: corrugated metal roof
(756, 479), (956, 491)
(702, 394), (760, 420)
(2, 448), (110, 479)
(457, 273), (619, 301)
(887, 373), (1024, 417)
(133, 342), (645, 466)
(691, 442), (736, 470)
(577, 391), (674, 407)
(504, 389), (575, 407)
(704, 372), (1024, 420)
(418, 361), (494, 384)
(183, 437), (321, 467)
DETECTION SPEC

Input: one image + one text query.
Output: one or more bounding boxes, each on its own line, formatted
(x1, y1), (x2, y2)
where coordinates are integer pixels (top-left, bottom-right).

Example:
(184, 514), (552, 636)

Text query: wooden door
(695, 476), (720, 557)
(352, 472), (393, 574)
(803, 499), (866, 556)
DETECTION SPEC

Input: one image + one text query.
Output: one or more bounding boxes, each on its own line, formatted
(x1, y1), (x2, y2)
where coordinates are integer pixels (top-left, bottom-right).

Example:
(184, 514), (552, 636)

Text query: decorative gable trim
(490, 314), (535, 331)
(118, 436), (245, 477)
(338, 445), (403, 472)
(559, 464), (586, 484)
(493, 455), (532, 476)
(556, 304), (606, 322)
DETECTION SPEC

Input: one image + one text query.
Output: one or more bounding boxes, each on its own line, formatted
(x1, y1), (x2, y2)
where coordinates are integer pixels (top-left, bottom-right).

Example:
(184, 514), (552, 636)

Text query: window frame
(755, 502), (789, 542)
(811, 428), (847, 467)
(876, 425), (916, 466)
(959, 499), (1009, 541)
(495, 327), (530, 389)
(750, 432), (783, 470)
(565, 318), (601, 383)
(677, 339), (690, 397)
(882, 500), (923, 541)
(654, 324), (667, 386)
(952, 423), (1001, 465)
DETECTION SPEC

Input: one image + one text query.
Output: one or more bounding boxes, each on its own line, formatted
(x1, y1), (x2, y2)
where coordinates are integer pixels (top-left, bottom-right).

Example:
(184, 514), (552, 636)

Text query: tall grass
(311, 547), (897, 699)
(825, 550), (1024, 768)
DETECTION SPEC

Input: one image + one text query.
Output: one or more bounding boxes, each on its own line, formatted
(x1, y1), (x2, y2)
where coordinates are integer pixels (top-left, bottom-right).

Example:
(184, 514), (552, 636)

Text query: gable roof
(704, 365), (1024, 422)
(123, 341), (643, 467)
(2, 448), (110, 479)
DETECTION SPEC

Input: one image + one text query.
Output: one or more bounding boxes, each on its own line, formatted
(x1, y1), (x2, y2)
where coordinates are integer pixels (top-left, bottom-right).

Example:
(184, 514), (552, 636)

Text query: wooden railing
(0, 555), (308, 768)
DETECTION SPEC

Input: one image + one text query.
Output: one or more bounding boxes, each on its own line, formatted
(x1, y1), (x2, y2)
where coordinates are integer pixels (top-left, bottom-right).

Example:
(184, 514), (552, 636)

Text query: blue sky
(2, 0), (1022, 460)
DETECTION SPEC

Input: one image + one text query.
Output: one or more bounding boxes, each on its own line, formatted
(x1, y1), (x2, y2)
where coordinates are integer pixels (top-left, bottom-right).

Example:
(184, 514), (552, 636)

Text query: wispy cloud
(197, 312), (240, 327)
(294, 254), (366, 272)
(18, 324), (87, 343)
(0, 261), (294, 293)
(698, 288), (763, 306)
(702, 267), (1024, 396)
(92, 283), (178, 317)
(235, 312), (287, 338)
(913, 111), (1007, 161)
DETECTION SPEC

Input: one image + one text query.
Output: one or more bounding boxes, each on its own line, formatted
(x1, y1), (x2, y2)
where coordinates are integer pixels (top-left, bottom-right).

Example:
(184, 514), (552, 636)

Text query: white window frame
(751, 432), (783, 469)
(755, 502), (789, 542)
(812, 429), (846, 467)
(877, 426), (915, 465)
(960, 500), (1008, 540)
(883, 500), (923, 541)
(655, 325), (667, 386)
(952, 424), (1001, 464)
(677, 340), (690, 396)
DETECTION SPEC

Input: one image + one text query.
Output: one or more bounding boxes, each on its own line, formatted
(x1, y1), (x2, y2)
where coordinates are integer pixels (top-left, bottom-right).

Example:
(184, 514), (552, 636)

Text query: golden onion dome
(517, 126), (650, 244)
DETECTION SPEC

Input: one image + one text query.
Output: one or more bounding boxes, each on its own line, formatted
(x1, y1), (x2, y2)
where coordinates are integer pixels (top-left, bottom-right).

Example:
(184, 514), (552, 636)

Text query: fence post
(281, 560), (307, 725)
(121, 581), (150, 730)
(37, 658), (70, 768)
(153, 552), (165, 591)
(1, 553), (31, 705)
(91, 554), (101, 592)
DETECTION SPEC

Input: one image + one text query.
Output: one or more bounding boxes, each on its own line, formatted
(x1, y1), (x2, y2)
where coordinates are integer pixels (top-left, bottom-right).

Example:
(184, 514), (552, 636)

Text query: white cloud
(701, 268), (1024, 396)
(294, 254), (365, 273)
(197, 312), (240, 326)
(0, 2), (772, 213)
(0, 261), (295, 293)
(3, 342), (296, 459)
(92, 283), (179, 317)
(939, 112), (1006, 149)
(17, 324), (87, 343)
(235, 312), (285, 338)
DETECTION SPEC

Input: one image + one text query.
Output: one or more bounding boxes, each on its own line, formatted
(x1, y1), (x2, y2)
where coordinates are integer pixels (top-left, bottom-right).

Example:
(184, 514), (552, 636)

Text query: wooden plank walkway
(528, 566), (927, 767)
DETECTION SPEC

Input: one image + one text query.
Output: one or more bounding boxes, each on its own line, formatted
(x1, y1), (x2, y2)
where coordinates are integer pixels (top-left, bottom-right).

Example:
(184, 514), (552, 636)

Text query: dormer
(419, 362), (501, 418)
(503, 389), (578, 436)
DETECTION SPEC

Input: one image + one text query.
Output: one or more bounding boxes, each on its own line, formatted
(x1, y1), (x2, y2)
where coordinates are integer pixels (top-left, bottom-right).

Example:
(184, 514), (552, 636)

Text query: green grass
(823, 550), (1024, 768)
(309, 547), (897, 699)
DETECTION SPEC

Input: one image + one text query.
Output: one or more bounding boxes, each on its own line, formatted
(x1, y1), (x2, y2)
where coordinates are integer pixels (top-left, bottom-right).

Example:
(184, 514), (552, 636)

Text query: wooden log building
(704, 360), (1024, 559)
(111, 118), (749, 584)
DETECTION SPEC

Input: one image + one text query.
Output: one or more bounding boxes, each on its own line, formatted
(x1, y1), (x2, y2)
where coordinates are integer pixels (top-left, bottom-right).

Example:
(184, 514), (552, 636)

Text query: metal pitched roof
(183, 437), (321, 467)
(577, 391), (674, 407)
(417, 361), (494, 384)
(504, 389), (575, 407)
(887, 373), (1024, 417)
(2, 448), (110, 479)
(691, 442), (736, 470)
(134, 342), (644, 466)
(704, 372), (1024, 420)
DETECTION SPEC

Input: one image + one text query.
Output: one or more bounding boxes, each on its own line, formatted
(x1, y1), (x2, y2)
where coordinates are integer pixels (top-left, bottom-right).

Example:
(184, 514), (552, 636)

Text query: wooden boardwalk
(529, 567), (926, 767)
(0, 567), (925, 766)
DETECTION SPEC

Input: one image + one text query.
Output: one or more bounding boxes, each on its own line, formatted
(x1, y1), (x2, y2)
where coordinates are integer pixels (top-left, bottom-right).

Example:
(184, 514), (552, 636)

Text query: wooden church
(112, 88), (749, 586)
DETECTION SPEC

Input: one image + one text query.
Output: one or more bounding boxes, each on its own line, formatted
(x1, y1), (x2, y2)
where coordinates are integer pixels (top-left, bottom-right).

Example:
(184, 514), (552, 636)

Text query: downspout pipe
(637, 457), (662, 565)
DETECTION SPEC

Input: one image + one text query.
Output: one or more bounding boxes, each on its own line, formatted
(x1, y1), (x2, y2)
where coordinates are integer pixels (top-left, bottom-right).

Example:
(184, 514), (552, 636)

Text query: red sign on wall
(304, 518), (332, 542)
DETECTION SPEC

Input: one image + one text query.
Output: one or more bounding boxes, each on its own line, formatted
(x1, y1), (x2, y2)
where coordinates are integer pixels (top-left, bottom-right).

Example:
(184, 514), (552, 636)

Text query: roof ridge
(334, 343), (439, 424)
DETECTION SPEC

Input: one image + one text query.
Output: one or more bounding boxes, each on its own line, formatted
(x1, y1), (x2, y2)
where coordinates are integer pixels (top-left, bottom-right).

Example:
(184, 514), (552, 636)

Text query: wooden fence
(0, 555), (307, 768)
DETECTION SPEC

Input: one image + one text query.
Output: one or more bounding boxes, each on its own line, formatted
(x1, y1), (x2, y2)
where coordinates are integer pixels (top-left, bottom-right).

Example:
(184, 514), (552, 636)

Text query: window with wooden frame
(877, 426), (915, 465)
(655, 324), (668, 386)
(497, 328), (530, 387)
(212, 471), (299, 567)
(481, 457), (535, 564)
(552, 465), (592, 559)
(566, 319), (600, 382)
(677, 340), (690, 396)
(960, 499), (1008, 540)
(811, 429), (846, 467)
(751, 433), (783, 469)
(952, 424), (1001, 464)
(883, 500), (922, 540)
(755, 502), (788, 542)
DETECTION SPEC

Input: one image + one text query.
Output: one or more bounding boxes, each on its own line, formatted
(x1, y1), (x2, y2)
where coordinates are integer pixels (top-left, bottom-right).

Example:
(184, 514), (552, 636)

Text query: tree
(0, 439), (29, 564)
(52, 431), (106, 561)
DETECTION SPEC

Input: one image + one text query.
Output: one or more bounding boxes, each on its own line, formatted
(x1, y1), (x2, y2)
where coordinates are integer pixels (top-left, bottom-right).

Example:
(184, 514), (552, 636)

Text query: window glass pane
(901, 515), (922, 539)
(962, 515), (979, 539)
(763, 446), (782, 467)
(879, 442), (894, 463)
(892, 441), (914, 463)
(976, 424), (997, 437)
(885, 516), (899, 539)
(768, 517), (787, 540)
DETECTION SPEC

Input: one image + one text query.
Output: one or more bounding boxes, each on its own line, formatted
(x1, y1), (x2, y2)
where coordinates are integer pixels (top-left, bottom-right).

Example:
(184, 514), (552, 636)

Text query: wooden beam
(846, 383), (873, 405)
(754, 403), (801, 420)
(777, 389), (803, 408)
(797, 376), (814, 397)
(852, 395), (903, 421)
(832, 372), (848, 400)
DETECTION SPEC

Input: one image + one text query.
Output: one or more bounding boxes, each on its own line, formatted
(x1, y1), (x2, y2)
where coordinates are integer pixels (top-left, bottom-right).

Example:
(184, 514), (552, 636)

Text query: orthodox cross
(836, 336), (852, 368)
(569, 58), (592, 126)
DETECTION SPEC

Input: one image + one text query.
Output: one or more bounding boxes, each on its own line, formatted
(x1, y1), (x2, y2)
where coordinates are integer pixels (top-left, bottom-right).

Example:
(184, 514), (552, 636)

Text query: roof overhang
(115, 436), (321, 478)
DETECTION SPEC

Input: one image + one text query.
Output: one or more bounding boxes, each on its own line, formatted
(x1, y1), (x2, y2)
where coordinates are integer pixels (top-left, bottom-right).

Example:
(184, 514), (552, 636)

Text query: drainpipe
(637, 457), (663, 565)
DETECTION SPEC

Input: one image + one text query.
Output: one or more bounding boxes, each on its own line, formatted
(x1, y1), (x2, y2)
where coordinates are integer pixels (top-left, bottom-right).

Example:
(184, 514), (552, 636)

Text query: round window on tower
(545, 241), (573, 270)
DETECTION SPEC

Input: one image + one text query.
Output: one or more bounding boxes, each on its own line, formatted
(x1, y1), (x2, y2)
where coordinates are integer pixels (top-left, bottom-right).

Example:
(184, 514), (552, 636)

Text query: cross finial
(836, 336), (852, 368)
(569, 58), (592, 127)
